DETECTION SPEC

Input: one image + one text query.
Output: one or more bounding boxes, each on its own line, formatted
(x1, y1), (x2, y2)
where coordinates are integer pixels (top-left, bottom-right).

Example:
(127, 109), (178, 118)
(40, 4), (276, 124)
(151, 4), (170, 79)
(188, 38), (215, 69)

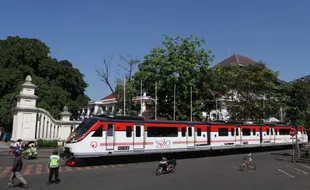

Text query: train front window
(66, 118), (99, 143)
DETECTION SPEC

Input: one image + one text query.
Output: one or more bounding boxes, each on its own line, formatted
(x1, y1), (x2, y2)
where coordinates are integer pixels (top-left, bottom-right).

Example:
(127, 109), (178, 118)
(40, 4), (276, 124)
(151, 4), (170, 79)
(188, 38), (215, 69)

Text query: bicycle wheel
(240, 163), (247, 171)
(248, 161), (256, 170)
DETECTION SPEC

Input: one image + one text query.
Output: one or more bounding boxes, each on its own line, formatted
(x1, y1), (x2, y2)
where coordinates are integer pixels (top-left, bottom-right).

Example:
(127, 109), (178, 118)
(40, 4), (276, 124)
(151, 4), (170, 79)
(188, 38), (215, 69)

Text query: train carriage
(63, 115), (308, 161)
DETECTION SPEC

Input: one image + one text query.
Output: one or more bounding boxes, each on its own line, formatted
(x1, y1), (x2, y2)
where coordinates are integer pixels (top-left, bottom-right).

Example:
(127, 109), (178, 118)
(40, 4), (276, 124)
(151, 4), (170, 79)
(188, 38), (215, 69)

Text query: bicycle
(240, 153), (256, 171)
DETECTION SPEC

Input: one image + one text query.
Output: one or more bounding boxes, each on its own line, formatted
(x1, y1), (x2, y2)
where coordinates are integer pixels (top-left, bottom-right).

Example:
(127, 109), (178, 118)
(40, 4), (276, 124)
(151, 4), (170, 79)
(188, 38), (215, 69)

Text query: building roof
(100, 93), (117, 101)
(213, 54), (288, 84)
(213, 54), (257, 68)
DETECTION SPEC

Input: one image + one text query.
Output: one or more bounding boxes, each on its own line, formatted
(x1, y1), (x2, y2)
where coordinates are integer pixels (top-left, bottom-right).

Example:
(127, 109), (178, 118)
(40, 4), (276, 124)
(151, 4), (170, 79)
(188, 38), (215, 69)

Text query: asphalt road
(0, 149), (310, 190)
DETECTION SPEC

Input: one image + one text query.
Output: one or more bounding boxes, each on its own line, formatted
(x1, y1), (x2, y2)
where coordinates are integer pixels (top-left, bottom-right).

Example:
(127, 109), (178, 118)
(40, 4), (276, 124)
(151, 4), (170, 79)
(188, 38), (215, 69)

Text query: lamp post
(140, 80), (143, 116)
(190, 86), (193, 121)
(173, 72), (179, 121)
(155, 68), (160, 120)
(123, 76), (126, 116)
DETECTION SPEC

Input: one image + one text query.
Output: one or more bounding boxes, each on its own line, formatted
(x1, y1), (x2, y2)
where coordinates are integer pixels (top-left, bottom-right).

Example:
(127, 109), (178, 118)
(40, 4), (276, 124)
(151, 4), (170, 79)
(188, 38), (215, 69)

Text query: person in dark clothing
(7, 149), (28, 188)
(47, 150), (61, 185)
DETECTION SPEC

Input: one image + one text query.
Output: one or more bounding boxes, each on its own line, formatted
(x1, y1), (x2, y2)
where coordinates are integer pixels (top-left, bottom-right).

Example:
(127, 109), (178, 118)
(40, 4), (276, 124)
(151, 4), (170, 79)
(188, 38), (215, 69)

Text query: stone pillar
(59, 106), (72, 140)
(11, 75), (38, 144)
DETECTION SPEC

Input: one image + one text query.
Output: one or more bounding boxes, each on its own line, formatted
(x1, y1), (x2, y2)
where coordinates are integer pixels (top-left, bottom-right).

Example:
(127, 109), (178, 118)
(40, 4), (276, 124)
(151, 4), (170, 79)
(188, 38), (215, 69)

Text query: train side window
(275, 129), (278, 135)
(236, 128), (239, 136)
(136, 126), (141, 137)
(107, 124), (114, 136)
(188, 127), (192, 137)
(126, 126), (132, 137)
(219, 128), (228, 136)
(182, 127), (186, 137)
(147, 127), (178, 137)
(271, 128), (273, 135)
(92, 125), (103, 137)
(242, 128), (251, 136)
(197, 128), (201, 136)
(279, 129), (290, 135)
(266, 128), (270, 135)
(231, 128), (234, 136)
(252, 129), (256, 136)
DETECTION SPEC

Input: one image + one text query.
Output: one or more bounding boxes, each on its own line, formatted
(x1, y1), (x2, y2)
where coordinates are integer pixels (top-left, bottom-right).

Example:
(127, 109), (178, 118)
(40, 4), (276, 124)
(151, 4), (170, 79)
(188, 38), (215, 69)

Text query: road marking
(0, 167), (11, 178)
(277, 169), (295, 178)
(65, 166), (72, 172)
(36, 164), (42, 174)
(23, 164), (33, 176)
(298, 163), (310, 169)
(286, 165), (308, 175)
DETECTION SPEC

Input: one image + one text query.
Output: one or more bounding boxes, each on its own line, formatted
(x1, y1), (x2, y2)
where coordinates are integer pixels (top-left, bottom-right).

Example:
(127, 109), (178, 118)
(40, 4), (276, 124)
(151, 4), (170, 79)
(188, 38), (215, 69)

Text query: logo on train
(156, 139), (171, 148)
(90, 141), (98, 148)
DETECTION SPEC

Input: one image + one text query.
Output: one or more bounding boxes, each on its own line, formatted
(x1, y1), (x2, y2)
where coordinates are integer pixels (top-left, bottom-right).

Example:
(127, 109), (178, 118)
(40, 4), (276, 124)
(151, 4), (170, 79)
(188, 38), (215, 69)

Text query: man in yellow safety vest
(47, 150), (61, 185)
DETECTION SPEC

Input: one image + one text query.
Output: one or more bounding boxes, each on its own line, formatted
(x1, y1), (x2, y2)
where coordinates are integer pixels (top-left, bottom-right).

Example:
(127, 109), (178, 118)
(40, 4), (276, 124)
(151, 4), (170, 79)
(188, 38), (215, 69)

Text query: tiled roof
(100, 93), (117, 100)
(213, 54), (257, 68)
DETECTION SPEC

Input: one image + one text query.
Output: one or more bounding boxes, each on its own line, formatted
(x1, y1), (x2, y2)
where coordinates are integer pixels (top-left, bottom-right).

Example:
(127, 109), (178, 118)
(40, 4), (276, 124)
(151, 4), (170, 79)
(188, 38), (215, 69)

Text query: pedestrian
(7, 149), (28, 188)
(47, 149), (61, 185)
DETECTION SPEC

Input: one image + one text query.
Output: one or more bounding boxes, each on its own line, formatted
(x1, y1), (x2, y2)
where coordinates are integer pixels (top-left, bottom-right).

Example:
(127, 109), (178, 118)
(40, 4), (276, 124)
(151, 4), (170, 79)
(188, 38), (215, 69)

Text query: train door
(106, 123), (114, 150)
(235, 126), (241, 145)
(187, 126), (195, 147)
(259, 127), (263, 144)
(133, 125), (144, 149)
(271, 127), (276, 143)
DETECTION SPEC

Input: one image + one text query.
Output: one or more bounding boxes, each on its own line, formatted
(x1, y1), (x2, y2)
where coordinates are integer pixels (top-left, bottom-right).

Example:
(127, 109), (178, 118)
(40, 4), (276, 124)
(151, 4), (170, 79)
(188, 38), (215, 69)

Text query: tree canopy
(133, 35), (215, 120)
(95, 34), (309, 130)
(0, 36), (89, 131)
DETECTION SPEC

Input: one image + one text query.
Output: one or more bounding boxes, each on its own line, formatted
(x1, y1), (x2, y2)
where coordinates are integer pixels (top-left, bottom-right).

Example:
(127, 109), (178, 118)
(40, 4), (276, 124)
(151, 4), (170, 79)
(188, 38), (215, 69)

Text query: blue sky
(1, 0), (309, 101)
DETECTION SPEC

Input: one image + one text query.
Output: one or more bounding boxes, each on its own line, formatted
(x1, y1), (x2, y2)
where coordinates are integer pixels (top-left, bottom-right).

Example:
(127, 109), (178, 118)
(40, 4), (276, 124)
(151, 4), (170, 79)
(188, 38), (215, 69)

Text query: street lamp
(173, 72), (179, 121)
(155, 68), (160, 120)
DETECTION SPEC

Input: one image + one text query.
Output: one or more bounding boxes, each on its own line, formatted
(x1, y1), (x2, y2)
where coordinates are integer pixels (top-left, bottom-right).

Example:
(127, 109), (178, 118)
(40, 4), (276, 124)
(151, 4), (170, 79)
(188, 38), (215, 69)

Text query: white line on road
(286, 165), (308, 175)
(277, 169), (295, 178)
(298, 163), (310, 169)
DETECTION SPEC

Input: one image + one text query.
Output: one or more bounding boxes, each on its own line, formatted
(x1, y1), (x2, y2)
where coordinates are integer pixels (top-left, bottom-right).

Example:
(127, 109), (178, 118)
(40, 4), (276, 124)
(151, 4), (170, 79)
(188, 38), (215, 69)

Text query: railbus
(63, 115), (308, 165)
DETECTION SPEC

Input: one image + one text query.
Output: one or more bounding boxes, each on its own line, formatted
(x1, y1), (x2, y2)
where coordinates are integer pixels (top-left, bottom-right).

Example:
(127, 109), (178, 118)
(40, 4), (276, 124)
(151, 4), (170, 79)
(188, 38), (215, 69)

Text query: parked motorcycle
(22, 141), (38, 160)
(156, 156), (177, 176)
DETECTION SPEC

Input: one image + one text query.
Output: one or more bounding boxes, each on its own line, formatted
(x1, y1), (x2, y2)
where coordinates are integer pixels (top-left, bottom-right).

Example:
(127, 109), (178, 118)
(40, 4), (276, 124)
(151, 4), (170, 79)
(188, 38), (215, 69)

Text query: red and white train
(63, 115), (308, 160)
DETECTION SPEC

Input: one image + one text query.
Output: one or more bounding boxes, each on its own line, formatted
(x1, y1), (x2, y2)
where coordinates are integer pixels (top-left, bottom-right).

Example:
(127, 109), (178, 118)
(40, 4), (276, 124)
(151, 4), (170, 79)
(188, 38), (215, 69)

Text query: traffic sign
(289, 129), (296, 137)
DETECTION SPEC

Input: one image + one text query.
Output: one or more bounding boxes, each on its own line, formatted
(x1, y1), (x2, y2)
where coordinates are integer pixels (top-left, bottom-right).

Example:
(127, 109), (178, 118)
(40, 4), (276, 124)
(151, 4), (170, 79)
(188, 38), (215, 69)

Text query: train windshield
(66, 118), (99, 143)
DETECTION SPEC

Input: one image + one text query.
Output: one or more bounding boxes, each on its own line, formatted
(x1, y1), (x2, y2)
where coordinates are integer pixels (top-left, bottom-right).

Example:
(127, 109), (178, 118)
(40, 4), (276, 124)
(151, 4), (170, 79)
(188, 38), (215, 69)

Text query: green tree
(0, 36), (89, 131)
(284, 78), (310, 129)
(214, 62), (282, 121)
(133, 34), (215, 120)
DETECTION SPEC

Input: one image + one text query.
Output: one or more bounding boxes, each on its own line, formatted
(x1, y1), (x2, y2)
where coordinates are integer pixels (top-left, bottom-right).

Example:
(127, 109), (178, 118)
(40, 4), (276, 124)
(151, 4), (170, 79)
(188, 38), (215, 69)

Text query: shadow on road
(70, 146), (292, 167)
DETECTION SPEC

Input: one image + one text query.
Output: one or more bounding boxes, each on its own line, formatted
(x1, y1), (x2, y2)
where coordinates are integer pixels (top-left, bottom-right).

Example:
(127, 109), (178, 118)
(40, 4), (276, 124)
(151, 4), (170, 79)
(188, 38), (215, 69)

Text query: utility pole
(155, 81), (157, 120)
(123, 76), (126, 116)
(140, 80), (143, 115)
(173, 84), (176, 121)
(190, 86), (192, 121)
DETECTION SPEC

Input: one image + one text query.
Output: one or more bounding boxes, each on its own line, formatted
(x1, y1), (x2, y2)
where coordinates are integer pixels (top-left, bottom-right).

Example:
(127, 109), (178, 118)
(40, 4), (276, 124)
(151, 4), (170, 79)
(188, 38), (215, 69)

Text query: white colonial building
(77, 92), (155, 120)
